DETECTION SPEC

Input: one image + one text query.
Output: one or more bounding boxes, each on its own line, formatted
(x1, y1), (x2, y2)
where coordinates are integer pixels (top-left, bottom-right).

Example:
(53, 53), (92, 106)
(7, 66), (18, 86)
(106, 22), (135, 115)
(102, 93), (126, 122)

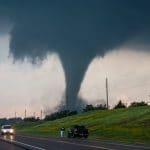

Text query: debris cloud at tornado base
(1, 0), (150, 110)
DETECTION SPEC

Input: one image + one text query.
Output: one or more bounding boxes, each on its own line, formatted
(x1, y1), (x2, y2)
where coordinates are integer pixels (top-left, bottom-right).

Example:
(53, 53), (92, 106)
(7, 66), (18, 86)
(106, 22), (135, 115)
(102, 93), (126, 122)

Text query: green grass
(14, 106), (150, 145)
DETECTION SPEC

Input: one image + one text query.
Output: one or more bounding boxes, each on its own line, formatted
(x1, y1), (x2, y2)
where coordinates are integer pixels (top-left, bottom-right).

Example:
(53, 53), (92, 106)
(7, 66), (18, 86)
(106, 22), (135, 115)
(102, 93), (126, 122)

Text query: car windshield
(3, 125), (12, 129)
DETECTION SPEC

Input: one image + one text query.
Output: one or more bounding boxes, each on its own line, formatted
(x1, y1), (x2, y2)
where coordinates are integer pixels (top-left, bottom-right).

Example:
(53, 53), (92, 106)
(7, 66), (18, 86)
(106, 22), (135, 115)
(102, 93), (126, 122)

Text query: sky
(79, 48), (150, 107)
(0, 34), (66, 118)
(0, 1), (150, 117)
(0, 34), (150, 118)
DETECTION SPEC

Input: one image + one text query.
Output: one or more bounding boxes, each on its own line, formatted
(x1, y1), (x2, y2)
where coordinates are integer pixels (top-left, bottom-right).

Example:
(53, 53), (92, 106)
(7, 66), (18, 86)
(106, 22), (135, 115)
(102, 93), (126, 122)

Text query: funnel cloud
(0, 0), (150, 110)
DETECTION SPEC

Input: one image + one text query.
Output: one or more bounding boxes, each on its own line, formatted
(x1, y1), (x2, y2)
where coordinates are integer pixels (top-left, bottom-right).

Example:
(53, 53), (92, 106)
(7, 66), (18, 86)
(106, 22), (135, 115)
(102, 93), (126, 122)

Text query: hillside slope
(15, 106), (150, 144)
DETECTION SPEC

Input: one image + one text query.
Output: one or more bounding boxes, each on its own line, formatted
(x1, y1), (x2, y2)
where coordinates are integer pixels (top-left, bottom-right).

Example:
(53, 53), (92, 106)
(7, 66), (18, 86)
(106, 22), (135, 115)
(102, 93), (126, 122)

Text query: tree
(24, 117), (39, 122)
(114, 100), (126, 109)
(129, 101), (148, 107)
(44, 110), (77, 121)
(95, 104), (107, 110)
(83, 104), (107, 112)
(83, 104), (95, 112)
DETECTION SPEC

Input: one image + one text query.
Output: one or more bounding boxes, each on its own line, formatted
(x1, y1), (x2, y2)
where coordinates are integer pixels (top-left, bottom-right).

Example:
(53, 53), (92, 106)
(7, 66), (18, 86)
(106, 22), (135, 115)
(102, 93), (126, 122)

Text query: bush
(83, 104), (107, 112)
(83, 105), (95, 112)
(44, 110), (77, 121)
(129, 101), (148, 107)
(95, 104), (107, 110)
(24, 117), (40, 122)
(114, 100), (126, 109)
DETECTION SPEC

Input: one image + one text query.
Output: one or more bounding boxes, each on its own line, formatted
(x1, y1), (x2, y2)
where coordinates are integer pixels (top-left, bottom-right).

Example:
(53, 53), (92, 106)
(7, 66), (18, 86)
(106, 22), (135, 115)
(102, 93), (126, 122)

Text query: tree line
(21, 101), (149, 122)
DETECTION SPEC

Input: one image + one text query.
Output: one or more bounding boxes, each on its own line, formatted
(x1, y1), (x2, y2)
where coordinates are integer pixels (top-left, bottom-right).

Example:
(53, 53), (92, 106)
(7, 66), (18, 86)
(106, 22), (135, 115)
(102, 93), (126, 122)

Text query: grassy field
(15, 106), (150, 145)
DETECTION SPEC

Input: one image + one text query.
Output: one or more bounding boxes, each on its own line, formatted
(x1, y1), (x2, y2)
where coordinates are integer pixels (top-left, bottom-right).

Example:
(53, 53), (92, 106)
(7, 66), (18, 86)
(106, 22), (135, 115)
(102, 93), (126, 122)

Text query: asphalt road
(0, 138), (24, 150)
(0, 134), (150, 150)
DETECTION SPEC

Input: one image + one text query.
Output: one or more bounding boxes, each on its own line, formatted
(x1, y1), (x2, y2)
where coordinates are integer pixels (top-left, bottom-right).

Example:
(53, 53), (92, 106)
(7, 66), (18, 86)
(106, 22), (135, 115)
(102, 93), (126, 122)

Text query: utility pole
(15, 111), (17, 119)
(106, 77), (109, 109)
(33, 112), (35, 118)
(25, 109), (27, 119)
(40, 110), (43, 120)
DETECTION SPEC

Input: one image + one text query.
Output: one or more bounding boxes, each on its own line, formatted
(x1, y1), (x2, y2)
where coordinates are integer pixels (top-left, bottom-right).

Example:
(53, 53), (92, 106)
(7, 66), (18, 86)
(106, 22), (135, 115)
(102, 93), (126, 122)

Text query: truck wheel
(72, 134), (76, 138)
(84, 135), (88, 138)
(68, 134), (71, 138)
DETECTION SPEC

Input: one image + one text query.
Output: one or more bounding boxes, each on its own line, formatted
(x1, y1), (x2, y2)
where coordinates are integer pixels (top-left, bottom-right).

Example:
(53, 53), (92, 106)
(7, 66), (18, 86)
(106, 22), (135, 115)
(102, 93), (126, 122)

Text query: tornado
(1, 0), (150, 110)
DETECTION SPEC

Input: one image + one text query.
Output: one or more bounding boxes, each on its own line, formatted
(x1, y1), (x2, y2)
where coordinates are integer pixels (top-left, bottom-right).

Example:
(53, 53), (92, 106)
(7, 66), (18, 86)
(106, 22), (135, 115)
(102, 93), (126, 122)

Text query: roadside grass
(14, 106), (150, 145)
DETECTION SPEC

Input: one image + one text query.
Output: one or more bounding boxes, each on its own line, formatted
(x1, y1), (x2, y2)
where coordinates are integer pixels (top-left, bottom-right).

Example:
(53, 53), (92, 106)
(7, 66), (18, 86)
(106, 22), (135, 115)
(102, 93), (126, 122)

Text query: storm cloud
(0, 0), (150, 110)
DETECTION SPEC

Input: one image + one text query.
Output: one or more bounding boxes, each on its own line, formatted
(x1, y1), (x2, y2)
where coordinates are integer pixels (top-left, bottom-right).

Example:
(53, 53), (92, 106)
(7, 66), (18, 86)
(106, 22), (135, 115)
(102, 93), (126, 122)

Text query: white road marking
(17, 135), (114, 150)
(17, 135), (150, 150)
(0, 137), (46, 150)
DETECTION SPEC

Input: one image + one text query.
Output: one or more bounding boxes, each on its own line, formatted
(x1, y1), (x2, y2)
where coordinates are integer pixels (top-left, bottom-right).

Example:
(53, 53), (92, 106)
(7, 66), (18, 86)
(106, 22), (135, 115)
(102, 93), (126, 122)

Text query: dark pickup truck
(68, 125), (89, 138)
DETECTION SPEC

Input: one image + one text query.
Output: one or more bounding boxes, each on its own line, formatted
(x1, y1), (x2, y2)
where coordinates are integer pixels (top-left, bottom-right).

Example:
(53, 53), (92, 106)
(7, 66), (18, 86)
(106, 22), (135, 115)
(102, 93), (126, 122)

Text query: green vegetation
(44, 110), (77, 121)
(129, 101), (148, 108)
(14, 106), (150, 145)
(114, 100), (126, 109)
(83, 104), (107, 112)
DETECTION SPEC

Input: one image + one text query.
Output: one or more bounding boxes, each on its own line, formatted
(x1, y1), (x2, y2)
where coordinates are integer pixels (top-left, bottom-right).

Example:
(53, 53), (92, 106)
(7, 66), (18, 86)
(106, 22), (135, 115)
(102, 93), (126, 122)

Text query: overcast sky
(0, 1), (150, 117)
(0, 33), (150, 118)
(79, 48), (150, 107)
(0, 34), (66, 118)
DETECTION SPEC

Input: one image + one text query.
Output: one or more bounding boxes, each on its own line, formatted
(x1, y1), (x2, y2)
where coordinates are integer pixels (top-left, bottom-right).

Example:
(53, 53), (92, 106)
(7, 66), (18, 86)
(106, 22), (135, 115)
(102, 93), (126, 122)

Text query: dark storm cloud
(0, 0), (150, 110)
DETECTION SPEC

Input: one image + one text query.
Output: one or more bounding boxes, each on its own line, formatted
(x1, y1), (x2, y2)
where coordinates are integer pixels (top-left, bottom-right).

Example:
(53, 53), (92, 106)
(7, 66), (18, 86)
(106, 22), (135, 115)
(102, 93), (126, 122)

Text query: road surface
(0, 138), (23, 150)
(0, 134), (150, 150)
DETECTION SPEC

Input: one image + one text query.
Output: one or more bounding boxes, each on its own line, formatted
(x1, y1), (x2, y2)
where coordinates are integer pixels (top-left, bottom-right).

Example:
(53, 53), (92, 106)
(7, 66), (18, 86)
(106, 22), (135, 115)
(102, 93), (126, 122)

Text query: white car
(1, 125), (14, 135)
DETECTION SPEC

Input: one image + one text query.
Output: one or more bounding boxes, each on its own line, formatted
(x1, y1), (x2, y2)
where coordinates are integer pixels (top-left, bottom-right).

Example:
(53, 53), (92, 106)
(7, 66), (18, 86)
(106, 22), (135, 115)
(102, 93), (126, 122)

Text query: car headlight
(3, 130), (6, 133)
(10, 129), (14, 133)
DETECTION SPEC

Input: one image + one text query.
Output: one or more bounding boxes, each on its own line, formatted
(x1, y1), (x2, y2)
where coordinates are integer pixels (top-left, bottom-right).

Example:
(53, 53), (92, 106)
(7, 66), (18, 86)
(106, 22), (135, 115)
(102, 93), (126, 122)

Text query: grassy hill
(15, 106), (150, 144)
